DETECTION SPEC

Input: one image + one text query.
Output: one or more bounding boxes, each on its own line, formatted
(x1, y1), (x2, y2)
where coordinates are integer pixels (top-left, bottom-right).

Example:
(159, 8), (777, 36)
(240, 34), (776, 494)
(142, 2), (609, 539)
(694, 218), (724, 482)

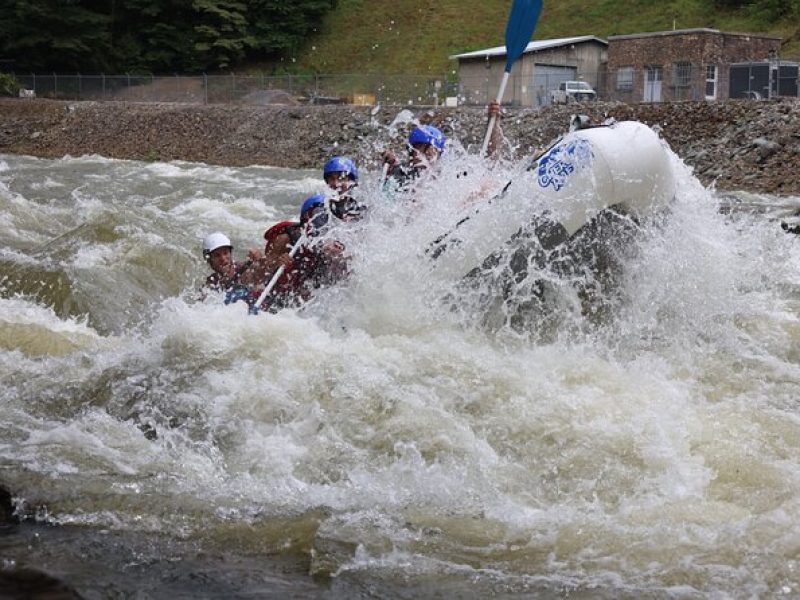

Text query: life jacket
(205, 260), (249, 292)
(296, 210), (352, 288)
(329, 195), (367, 222)
(262, 218), (351, 312)
(385, 163), (419, 192)
(202, 261), (260, 308)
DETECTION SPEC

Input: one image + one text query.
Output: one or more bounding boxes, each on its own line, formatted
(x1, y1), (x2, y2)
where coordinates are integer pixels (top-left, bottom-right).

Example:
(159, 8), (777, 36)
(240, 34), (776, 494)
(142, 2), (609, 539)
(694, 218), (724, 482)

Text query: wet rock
(782, 221), (800, 234)
(0, 484), (16, 525)
(753, 136), (781, 158)
(0, 567), (84, 599)
(688, 149), (709, 161)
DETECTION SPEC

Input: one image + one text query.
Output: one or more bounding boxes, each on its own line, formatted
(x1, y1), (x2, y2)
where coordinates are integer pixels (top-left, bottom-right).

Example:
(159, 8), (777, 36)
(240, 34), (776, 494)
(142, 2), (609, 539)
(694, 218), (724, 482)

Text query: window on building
(674, 62), (692, 87)
(616, 66), (634, 91)
(705, 64), (717, 100)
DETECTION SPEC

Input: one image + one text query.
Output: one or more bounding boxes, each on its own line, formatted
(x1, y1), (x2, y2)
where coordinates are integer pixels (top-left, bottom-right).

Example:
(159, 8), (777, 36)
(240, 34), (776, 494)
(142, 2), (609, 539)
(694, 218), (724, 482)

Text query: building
(450, 36), (608, 107)
(606, 28), (783, 102)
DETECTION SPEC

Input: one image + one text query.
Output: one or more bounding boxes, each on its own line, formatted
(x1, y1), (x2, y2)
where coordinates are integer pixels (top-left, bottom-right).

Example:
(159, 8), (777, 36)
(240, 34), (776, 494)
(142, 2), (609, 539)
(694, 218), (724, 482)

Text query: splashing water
(2, 141), (800, 597)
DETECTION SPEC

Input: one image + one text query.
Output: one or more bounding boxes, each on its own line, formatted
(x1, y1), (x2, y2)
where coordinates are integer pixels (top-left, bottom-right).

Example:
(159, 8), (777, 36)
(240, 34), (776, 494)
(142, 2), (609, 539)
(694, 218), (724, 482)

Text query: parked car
(550, 81), (597, 104)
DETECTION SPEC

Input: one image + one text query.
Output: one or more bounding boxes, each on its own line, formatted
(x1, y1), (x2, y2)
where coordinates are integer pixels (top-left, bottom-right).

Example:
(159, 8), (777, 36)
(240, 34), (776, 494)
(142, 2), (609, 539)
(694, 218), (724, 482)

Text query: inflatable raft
(427, 120), (676, 279)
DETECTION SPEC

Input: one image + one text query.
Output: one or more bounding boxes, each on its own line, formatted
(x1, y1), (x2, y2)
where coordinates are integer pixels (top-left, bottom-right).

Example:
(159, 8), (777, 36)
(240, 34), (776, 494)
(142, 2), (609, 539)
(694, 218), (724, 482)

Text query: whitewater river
(2, 143), (800, 598)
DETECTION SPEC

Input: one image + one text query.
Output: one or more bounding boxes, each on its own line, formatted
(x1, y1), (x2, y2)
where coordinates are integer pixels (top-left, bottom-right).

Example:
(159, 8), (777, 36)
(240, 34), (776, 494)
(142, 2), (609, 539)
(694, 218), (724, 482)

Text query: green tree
(0, 0), (339, 73)
(748, 0), (798, 22)
(193, 0), (256, 69)
(248, 0), (337, 60)
(0, 0), (111, 71)
(0, 72), (21, 96)
(110, 0), (201, 72)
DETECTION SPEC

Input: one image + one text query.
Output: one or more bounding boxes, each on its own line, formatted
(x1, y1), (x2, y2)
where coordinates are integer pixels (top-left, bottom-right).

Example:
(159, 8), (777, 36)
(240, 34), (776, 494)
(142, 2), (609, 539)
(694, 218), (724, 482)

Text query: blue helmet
(408, 125), (446, 152)
(323, 156), (359, 182)
(300, 193), (326, 220)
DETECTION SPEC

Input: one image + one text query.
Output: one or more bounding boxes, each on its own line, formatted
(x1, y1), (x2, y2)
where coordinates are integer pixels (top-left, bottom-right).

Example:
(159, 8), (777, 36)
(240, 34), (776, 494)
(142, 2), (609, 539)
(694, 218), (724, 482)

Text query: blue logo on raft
(537, 139), (594, 191)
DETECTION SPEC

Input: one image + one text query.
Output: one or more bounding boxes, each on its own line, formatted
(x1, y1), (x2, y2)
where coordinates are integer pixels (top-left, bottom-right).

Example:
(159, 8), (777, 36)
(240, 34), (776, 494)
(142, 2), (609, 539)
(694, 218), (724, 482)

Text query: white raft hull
(428, 120), (676, 279)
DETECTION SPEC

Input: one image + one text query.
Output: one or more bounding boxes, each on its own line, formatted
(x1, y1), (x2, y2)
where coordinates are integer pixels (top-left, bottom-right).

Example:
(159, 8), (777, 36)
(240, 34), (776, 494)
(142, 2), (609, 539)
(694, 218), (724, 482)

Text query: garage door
(533, 65), (576, 107)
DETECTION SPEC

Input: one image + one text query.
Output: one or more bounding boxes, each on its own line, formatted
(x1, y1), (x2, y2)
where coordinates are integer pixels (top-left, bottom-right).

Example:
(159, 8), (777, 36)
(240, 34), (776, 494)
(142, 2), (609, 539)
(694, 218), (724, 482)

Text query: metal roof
(449, 35), (607, 60)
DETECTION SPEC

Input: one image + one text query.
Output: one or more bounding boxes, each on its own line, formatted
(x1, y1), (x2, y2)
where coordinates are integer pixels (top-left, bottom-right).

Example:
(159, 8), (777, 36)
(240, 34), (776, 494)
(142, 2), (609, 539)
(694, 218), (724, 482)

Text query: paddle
(479, 0), (544, 158)
(251, 234), (306, 313)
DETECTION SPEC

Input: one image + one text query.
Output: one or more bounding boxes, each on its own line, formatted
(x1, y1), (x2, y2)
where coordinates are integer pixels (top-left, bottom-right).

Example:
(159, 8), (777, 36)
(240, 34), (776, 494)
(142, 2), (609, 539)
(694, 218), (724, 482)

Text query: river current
(1, 142), (800, 598)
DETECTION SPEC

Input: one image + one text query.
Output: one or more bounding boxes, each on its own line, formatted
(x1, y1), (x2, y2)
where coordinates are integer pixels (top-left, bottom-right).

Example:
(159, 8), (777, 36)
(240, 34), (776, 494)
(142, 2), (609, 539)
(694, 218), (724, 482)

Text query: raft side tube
(428, 120), (675, 280)
(539, 120), (675, 236)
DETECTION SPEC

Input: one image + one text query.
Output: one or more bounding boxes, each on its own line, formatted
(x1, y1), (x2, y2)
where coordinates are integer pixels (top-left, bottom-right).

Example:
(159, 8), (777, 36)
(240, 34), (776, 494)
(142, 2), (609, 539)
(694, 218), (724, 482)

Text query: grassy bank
(290, 0), (799, 75)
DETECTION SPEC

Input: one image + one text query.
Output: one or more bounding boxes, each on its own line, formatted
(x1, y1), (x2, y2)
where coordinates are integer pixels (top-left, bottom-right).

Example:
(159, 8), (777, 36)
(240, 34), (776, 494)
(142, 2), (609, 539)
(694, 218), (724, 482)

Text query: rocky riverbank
(1, 97), (799, 194)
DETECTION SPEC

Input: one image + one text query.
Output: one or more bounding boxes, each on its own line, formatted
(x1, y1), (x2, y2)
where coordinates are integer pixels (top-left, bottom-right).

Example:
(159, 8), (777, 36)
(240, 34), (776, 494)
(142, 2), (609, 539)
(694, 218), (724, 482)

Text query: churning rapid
(2, 135), (800, 598)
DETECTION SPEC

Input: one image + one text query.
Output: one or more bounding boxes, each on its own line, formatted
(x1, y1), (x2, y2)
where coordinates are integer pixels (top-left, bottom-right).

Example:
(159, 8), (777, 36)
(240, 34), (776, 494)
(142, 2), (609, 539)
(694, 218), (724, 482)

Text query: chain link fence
(457, 72), (603, 106)
(9, 62), (798, 106)
(10, 73), (460, 106)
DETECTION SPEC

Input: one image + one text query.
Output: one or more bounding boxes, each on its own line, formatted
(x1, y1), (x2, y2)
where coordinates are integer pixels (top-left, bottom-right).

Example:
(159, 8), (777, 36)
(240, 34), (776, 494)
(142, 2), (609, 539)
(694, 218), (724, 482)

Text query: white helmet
(202, 232), (232, 259)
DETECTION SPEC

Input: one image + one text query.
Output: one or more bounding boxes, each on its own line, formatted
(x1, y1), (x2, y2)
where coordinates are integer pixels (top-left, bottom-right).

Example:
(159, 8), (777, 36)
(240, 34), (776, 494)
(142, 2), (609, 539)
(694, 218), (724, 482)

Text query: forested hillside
(1, 0), (797, 75)
(0, 0), (336, 72)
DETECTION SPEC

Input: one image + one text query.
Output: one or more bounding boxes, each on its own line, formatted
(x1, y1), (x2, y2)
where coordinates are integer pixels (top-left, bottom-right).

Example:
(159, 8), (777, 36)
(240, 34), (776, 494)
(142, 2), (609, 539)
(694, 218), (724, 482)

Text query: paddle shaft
(480, 71), (510, 158)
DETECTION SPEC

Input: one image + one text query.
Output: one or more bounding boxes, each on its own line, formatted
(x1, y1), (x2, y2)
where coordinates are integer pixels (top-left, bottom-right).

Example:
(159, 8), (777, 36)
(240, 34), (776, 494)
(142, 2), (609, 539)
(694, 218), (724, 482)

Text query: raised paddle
(480, 0), (544, 158)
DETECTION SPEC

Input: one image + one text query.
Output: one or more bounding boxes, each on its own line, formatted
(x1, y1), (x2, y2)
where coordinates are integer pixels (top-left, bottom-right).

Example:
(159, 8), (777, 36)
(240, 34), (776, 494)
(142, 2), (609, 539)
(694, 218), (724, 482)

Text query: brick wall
(606, 30), (781, 101)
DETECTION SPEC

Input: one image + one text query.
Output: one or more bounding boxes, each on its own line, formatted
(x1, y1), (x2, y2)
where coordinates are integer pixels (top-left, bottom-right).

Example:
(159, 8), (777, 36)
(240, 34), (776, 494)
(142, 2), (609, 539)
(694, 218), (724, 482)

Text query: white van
(550, 81), (597, 104)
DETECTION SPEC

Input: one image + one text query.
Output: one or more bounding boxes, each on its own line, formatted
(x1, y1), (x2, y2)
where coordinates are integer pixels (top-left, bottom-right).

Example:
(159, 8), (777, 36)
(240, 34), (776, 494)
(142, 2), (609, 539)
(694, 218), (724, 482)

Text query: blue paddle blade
(504, 0), (543, 72)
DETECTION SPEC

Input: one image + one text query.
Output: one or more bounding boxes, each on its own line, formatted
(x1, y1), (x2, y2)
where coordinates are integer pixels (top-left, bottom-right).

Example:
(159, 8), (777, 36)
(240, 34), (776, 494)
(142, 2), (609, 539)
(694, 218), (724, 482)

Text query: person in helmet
(381, 102), (504, 192)
(300, 193), (331, 235)
(296, 193), (349, 289)
(200, 231), (272, 305)
(382, 123), (446, 187)
(202, 232), (241, 291)
(322, 156), (366, 222)
(323, 156), (359, 194)
(378, 124), (444, 194)
(254, 219), (308, 311)
(409, 124), (447, 167)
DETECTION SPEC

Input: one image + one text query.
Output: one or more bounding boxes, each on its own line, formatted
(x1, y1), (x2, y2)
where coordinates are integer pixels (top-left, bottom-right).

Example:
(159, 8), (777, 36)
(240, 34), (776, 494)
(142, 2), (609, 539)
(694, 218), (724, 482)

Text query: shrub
(0, 72), (20, 97)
